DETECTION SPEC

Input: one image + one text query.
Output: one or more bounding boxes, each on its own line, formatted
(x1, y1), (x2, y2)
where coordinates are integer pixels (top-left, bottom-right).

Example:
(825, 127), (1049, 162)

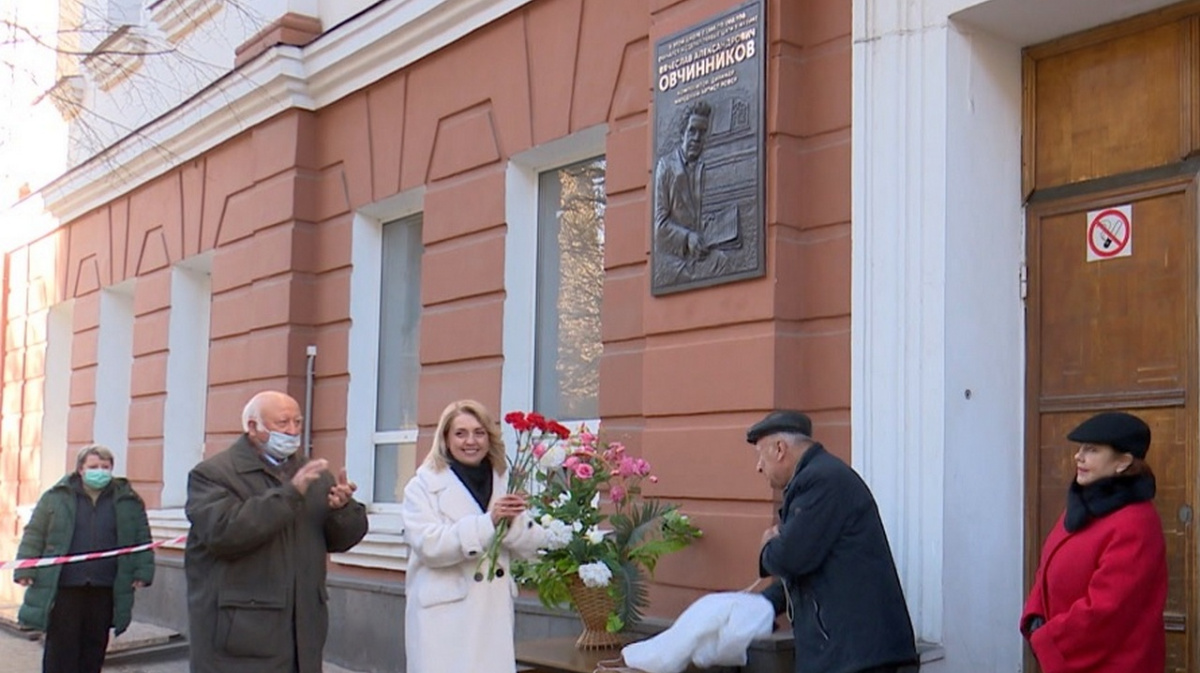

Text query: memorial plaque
(651, 0), (766, 295)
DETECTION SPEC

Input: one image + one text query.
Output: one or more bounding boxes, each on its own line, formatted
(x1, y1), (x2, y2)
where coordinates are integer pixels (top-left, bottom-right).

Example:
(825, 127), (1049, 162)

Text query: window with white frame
(106, 0), (142, 26)
(502, 126), (607, 432)
(372, 214), (423, 504)
(338, 196), (424, 570)
(534, 158), (606, 422)
(94, 281), (134, 472)
(161, 255), (212, 508)
(41, 300), (74, 490)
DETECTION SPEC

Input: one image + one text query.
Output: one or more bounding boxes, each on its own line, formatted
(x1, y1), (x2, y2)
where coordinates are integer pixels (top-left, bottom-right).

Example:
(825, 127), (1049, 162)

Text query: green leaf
(606, 613), (625, 633)
(611, 560), (649, 629)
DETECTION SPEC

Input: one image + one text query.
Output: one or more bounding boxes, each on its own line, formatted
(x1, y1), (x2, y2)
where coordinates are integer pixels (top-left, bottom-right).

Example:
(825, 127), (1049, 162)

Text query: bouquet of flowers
(478, 411), (571, 580)
(501, 411), (702, 634)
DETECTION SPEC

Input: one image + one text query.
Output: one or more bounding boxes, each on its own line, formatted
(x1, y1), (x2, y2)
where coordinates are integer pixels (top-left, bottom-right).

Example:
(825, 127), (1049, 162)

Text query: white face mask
(264, 431), (301, 460)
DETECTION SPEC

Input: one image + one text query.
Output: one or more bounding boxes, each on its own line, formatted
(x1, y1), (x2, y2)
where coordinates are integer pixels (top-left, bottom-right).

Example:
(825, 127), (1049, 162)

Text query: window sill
(146, 507), (409, 569)
(146, 508), (189, 549)
(83, 26), (148, 91)
(39, 76), (86, 122)
(150, 0), (224, 44)
(330, 508), (408, 571)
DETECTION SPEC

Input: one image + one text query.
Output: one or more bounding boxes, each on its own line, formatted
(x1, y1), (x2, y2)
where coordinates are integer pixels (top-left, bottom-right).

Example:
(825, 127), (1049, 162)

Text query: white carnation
(543, 519), (573, 550)
(585, 526), (607, 545)
(539, 445), (567, 470)
(578, 561), (612, 588)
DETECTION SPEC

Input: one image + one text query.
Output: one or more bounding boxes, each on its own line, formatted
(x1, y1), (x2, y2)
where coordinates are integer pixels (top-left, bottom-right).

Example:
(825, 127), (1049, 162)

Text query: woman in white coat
(402, 399), (546, 673)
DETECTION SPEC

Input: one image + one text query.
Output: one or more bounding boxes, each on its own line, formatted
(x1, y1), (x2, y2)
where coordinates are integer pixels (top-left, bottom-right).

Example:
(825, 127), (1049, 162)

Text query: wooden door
(1026, 180), (1197, 672)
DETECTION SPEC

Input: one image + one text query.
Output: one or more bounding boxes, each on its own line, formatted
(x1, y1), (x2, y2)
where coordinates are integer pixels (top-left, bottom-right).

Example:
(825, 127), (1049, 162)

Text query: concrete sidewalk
(0, 607), (366, 673)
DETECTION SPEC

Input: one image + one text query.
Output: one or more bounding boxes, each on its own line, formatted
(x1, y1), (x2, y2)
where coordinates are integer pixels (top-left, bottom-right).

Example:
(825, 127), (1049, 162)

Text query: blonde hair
(422, 399), (506, 473)
(75, 444), (115, 471)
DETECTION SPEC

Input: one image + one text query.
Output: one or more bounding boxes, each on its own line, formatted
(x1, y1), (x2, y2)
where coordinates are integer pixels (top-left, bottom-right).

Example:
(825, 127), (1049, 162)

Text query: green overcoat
(14, 474), (155, 635)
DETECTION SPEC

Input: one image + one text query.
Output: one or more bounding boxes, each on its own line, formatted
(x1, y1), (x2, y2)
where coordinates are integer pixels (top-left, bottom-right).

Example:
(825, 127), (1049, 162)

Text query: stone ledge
(234, 13), (323, 67)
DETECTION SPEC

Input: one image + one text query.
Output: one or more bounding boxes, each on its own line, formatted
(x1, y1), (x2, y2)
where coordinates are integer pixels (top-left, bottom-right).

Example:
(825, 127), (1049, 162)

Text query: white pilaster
(852, 0), (947, 646)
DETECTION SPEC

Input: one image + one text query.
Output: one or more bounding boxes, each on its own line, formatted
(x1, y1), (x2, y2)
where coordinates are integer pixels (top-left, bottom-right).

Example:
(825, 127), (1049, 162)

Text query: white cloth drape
(620, 592), (775, 673)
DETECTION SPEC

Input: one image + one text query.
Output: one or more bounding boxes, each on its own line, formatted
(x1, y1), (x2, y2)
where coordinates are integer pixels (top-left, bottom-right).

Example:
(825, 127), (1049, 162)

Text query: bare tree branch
(0, 0), (268, 188)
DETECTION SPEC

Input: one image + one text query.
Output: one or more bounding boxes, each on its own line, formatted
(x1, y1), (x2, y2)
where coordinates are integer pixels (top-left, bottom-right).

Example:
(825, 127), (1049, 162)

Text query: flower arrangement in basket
(485, 411), (702, 647)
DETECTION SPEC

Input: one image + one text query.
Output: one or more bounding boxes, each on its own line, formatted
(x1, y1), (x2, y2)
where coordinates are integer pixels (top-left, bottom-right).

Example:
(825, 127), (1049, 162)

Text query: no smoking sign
(1085, 205), (1132, 262)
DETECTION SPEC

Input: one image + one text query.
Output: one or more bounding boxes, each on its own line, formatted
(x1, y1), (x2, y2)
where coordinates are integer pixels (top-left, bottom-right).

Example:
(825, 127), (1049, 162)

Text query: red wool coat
(1021, 500), (1167, 673)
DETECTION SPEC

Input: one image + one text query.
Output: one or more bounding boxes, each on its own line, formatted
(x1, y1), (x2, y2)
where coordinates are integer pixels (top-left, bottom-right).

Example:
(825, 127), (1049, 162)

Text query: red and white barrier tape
(0, 534), (187, 571)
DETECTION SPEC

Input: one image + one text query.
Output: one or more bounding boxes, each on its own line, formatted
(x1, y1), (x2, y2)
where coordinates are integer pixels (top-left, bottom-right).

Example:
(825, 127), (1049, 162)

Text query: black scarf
(1065, 472), (1156, 532)
(449, 457), (493, 513)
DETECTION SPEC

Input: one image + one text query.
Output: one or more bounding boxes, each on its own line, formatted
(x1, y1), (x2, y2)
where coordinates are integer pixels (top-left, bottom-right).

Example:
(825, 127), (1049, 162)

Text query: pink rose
(574, 463), (595, 480)
(532, 442), (547, 458)
(617, 457), (637, 478)
(564, 456), (579, 469)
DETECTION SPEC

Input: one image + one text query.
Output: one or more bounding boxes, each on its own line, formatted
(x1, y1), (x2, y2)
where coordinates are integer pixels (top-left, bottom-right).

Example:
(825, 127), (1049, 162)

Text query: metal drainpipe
(304, 345), (316, 459)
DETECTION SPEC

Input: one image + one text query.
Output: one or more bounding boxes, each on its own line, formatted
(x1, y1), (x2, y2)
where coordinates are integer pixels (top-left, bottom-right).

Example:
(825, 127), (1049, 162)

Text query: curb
(103, 635), (190, 664)
(0, 606), (37, 641)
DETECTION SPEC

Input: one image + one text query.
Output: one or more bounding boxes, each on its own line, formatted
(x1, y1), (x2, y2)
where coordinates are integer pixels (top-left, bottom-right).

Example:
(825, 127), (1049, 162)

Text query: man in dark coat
(747, 410), (918, 673)
(185, 390), (368, 673)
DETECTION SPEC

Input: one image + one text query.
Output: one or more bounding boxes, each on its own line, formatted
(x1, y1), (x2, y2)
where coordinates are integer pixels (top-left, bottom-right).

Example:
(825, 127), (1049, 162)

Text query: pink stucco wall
(0, 0), (850, 617)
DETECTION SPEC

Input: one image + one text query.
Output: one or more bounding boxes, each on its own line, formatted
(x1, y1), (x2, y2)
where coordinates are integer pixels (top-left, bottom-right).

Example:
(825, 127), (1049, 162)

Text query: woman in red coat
(1021, 411), (1167, 673)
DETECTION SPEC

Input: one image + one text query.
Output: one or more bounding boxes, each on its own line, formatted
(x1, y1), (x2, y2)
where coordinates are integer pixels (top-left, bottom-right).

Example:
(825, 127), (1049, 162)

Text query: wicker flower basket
(566, 578), (625, 650)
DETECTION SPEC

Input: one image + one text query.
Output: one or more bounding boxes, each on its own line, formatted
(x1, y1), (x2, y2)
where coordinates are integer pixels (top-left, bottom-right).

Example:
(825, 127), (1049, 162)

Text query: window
(502, 125), (607, 431)
(106, 0), (142, 26)
(372, 214), (423, 503)
(340, 192), (424, 570)
(42, 301), (74, 489)
(161, 256), (212, 508)
(534, 158), (606, 422)
(94, 281), (134, 471)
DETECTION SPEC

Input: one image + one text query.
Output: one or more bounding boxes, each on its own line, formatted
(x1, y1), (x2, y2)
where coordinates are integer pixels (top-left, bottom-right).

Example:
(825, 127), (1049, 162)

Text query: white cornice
(41, 0), (534, 228)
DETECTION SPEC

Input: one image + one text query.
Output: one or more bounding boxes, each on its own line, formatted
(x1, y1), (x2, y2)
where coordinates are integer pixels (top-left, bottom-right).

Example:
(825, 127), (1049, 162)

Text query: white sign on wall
(1086, 205), (1132, 262)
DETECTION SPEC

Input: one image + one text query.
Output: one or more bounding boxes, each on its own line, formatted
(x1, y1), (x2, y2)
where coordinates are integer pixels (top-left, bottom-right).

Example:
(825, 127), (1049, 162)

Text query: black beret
(1067, 411), (1151, 459)
(746, 410), (813, 444)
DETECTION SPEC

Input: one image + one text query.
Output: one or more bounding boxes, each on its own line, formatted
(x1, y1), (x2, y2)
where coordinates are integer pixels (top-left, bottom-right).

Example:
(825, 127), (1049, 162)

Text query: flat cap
(746, 410), (813, 444)
(1067, 411), (1151, 459)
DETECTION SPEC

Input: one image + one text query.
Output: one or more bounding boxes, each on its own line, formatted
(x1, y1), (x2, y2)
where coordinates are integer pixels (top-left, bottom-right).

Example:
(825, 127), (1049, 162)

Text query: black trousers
(43, 586), (113, 673)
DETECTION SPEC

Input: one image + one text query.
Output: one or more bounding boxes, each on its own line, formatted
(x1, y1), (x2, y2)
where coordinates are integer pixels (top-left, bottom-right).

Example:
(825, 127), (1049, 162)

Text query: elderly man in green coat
(14, 444), (154, 673)
(185, 390), (368, 673)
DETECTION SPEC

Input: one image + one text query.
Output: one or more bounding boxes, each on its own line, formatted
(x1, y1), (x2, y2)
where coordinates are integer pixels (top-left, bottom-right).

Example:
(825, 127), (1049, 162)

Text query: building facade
(0, 0), (1196, 671)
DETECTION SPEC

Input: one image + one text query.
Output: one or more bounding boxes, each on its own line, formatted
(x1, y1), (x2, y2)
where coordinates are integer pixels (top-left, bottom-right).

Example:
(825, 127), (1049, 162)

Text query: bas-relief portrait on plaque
(651, 0), (766, 295)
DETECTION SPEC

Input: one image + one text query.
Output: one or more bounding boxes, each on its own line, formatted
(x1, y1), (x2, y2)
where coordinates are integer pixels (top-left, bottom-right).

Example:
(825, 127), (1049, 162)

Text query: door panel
(1028, 186), (1195, 673)
(1032, 21), (1183, 190)
(1037, 194), (1188, 399)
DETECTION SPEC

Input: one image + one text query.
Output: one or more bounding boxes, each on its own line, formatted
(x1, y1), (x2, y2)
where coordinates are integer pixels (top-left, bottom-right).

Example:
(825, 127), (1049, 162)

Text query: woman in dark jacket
(14, 444), (154, 673)
(1021, 411), (1167, 673)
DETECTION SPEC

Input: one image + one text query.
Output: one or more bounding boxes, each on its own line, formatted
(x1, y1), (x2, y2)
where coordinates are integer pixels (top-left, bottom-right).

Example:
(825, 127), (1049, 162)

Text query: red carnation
(549, 421), (571, 439)
(504, 411), (531, 432)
